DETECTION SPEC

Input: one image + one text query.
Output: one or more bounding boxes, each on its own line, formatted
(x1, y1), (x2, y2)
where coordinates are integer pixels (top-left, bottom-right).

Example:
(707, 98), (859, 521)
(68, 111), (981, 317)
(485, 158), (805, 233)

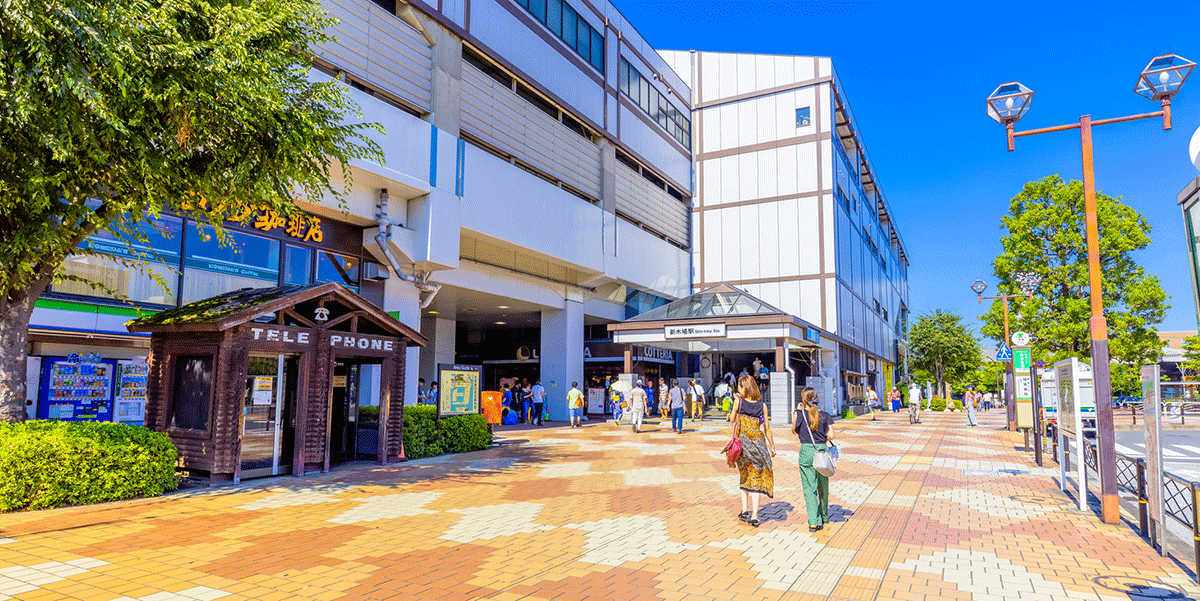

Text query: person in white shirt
(628, 380), (648, 433)
(689, 379), (706, 422)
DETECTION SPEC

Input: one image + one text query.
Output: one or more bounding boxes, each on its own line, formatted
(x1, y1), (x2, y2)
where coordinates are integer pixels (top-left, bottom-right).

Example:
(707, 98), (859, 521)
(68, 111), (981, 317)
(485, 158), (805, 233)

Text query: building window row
(512, 0), (604, 72)
(618, 57), (691, 148)
(52, 214), (364, 309)
(615, 148), (685, 202)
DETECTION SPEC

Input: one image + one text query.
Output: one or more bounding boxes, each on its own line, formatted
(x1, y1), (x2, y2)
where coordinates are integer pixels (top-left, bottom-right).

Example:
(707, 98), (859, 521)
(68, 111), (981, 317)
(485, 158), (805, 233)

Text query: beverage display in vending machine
(37, 353), (117, 422)
(115, 358), (149, 426)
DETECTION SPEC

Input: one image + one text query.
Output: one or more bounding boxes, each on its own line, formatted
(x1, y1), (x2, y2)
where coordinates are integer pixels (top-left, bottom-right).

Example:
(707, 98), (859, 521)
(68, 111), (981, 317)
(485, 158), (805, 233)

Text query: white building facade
(659, 50), (912, 404)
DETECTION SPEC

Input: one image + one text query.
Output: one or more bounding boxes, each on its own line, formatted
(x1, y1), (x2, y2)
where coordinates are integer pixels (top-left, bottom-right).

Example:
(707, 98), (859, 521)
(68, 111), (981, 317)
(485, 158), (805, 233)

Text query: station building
(23, 0), (913, 449)
(659, 50), (912, 409)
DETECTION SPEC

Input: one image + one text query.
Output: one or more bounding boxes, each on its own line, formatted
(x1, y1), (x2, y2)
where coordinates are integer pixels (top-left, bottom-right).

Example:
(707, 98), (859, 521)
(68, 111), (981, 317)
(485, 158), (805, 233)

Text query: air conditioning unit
(363, 262), (389, 281)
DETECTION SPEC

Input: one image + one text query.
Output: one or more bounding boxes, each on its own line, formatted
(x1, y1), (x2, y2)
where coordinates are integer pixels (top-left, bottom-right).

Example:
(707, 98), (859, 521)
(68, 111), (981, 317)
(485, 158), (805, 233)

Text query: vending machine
(37, 353), (118, 422)
(114, 358), (149, 426)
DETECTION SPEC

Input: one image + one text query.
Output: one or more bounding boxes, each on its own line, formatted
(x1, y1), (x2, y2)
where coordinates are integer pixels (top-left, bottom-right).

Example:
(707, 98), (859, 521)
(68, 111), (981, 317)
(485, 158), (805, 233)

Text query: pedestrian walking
(521, 384), (533, 423)
(531, 380), (546, 426)
(429, 381), (439, 408)
(568, 382), (585, 427)
(794, 387), (834, 531)
(984, 391), (994, 411)
(669, 379), (686, 433)
(629, 380), (648, 433)
(730, 374), (775, 528)
(966, 389), (978, 427)
(659, 380), (670, 418)
(866, 385), (880, 421)
(888, 387), (900, 412)
(418, 378), (429, 405)
(690, 379), (706, 422)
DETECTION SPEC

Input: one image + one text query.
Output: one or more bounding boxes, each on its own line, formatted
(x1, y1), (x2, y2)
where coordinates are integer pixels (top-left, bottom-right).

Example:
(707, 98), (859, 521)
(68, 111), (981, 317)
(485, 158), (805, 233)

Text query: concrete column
(598, 140), (618, 257)
(382, 277), (422, 406)
(419, 316), (456, 387)
(540, 300), (584, 422)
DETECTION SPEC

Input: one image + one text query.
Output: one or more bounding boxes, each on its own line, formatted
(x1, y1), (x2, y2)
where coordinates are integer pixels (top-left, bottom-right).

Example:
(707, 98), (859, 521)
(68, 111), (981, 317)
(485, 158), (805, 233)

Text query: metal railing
(1081, 439), (1199, 582)
(1130, 400), (1200, 426)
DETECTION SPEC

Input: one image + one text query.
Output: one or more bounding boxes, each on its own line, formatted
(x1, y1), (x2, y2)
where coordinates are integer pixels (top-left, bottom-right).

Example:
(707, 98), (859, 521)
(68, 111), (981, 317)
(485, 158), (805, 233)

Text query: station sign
(664, 323), (726, 339)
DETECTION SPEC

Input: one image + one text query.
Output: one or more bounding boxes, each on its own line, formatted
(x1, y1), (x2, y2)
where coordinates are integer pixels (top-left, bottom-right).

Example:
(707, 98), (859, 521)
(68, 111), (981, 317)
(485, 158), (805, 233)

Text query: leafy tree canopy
(981, 175), (1167, 388)
(908, 309), (981, 398)
(0, 0), (383, 421)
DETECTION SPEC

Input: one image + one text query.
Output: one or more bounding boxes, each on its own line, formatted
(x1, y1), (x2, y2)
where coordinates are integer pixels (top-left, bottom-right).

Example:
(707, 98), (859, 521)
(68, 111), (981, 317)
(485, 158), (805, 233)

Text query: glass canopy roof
(626, 284), (787, 322)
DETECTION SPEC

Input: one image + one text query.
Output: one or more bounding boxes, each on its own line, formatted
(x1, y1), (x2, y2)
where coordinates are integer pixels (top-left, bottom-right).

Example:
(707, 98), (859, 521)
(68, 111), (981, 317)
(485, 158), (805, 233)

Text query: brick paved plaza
(1, 410), (1197, 601)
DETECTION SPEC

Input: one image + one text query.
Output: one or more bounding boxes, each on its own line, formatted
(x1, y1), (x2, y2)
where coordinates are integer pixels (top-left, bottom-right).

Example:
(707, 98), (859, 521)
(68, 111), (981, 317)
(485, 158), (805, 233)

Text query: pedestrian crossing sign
(995, 343), (1013, 361)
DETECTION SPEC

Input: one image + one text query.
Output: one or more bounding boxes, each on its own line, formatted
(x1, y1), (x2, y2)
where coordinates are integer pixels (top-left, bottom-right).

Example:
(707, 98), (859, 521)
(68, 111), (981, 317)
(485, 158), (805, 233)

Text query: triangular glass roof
(626, 284), (788, 322)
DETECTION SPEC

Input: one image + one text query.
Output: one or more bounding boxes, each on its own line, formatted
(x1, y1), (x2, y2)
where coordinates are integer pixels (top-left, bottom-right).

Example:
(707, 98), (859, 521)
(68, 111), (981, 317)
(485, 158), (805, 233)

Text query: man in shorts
(568, 383), (585, 428)
(689, 379), (706, 422)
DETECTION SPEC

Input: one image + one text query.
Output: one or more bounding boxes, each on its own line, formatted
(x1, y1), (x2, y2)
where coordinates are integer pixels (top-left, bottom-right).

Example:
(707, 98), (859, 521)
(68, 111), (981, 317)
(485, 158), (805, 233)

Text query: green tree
(0, 0), (383, 422)
(982, 176), (1167, 387)
(908, 310), (982, 398)
(1180, 335), (1200, 399)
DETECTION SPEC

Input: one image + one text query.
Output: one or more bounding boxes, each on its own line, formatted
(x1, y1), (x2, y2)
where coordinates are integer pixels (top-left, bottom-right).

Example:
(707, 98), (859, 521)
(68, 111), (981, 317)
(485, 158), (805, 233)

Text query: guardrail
(1080, 439), (1198, 582)
(1129, 400), (1200, 426)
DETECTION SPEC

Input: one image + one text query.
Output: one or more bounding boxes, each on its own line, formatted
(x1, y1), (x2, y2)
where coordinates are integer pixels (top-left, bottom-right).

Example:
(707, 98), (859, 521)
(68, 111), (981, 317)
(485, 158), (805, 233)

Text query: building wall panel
(613, 162), (688, 247)
(313, 0), (433, 110)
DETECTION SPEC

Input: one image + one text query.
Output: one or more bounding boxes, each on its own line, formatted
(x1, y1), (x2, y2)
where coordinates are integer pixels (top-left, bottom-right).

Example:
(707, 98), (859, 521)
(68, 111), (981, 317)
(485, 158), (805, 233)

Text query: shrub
(0, 421), (177, 512)
(403, 406), (442, 459)
(953, 399), (964, 410)
(930, 397), (947, 412)
(357, 406), (380, 423)
(841, 408), (856, 419)
(439, 415), (492, 454)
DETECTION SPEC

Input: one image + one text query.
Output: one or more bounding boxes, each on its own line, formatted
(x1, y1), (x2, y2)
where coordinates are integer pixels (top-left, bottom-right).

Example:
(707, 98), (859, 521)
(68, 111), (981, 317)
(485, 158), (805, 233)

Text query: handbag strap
(801, 408), (825, 448)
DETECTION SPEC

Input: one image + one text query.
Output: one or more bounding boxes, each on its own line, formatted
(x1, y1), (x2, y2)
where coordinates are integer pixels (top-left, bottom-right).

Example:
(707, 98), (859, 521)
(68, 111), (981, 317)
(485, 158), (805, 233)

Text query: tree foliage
(981, 176), (1167, 386)
(908, 310), (981, 398)
(0, 0), (384, 421)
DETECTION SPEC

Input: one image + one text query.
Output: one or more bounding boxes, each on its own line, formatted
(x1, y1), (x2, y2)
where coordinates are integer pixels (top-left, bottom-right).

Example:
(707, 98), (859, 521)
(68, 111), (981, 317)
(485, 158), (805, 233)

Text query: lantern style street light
(984, 54), (1192, 526)
(973, 272), (1041, 432)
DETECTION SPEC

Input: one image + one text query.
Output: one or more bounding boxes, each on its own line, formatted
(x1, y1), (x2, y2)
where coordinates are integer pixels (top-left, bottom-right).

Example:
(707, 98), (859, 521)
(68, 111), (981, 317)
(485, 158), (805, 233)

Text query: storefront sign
(805, 327), (821, 343)
(438, 364), (481, 417)
(226, 206), (324, 243)
(329, 333), (397, 352)
(249, 326), (312, 346)
(664, 323), (725, 339)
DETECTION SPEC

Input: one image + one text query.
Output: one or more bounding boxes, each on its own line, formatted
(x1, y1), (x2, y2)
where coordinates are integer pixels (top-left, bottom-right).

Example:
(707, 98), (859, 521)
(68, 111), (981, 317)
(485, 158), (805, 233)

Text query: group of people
(417, 378), (439, 406)
(502, 379), (547, 425)
(727, 374), (834, 531)
(614, 378), (708, 433)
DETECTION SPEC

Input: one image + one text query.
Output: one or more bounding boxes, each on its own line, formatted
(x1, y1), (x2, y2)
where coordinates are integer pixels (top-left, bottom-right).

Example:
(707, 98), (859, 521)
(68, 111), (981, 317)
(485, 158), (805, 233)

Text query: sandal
(808, 525), (823, 532)
(748, 518), (760, 528)
(737, 511), (750, 522)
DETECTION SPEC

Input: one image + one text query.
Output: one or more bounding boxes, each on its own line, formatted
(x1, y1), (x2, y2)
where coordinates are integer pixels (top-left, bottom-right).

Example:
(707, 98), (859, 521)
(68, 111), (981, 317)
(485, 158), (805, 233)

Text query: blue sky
(621, 0), (1200, 340)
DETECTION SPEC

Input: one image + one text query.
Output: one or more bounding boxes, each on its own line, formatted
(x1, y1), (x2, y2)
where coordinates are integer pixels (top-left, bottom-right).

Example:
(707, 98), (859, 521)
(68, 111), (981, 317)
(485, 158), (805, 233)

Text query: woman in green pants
(794, 387), (835, 532)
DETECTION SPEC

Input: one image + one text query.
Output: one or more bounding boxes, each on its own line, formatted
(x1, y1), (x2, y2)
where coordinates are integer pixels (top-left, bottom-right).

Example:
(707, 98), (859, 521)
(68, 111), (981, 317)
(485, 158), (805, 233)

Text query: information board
(1054, 357), (1088, 511)
(586, 388), (606, 414)
(438, 364), (482, 417)
(1141, 364), (1164, 553)
(1014, 346), (1034, 428)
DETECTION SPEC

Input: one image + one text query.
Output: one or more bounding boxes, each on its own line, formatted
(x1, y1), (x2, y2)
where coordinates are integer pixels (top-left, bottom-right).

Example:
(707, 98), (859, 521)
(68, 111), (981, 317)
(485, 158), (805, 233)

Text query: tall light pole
(985, 54), (1194, 525)
(973, 273), (1041, 431)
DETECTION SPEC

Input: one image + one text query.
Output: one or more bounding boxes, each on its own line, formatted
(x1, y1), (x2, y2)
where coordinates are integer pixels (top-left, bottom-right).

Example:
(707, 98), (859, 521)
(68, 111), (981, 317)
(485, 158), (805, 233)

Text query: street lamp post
(984, 54), (1194, 525)
(972, 274), (1041, 432)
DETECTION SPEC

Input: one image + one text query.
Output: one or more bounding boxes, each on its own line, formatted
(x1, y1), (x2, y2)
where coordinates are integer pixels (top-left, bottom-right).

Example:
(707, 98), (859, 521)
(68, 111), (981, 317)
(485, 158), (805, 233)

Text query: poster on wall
(586, 388), (606, 415)
(438, 364), (482, 417)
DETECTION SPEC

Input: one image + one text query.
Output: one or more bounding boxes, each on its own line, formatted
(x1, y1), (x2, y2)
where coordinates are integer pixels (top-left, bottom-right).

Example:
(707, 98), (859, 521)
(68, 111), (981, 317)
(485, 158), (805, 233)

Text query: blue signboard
(995, 343), (1013, 361)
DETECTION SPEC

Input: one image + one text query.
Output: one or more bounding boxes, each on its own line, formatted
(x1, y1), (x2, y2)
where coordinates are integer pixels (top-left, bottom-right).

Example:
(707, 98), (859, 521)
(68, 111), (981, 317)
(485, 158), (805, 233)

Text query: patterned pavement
(1, 409), (1198, 601)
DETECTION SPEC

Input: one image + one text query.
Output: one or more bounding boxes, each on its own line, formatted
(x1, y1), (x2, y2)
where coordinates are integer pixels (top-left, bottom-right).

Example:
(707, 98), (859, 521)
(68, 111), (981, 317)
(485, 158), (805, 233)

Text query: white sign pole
(1141, 364), (1164, 554)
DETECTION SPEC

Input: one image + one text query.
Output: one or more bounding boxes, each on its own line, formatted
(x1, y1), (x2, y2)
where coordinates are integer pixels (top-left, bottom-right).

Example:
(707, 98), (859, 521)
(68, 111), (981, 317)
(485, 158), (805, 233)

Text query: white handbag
(803, 411), (836, 477)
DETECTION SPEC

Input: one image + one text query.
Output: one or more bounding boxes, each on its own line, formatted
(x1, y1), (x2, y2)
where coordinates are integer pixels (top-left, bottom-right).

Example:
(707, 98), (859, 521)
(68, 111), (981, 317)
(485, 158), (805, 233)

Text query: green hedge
(0, 421), (178, 512)
(930, 397), (947, 412)
(953, 399), (964, 410)
(402, 406), (493, 459)
(841, 408), (856, 419)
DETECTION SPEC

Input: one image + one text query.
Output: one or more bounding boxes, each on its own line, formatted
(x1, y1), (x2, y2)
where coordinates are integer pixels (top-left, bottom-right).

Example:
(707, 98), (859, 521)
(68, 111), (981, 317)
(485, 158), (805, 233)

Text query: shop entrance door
(241, 354), (298, 478)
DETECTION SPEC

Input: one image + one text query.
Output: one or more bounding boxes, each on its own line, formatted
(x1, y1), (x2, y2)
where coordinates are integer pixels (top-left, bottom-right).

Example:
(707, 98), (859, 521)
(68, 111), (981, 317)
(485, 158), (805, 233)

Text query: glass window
(170, 354), (213, 430)
(529, 0), (546, 21)
(180, 224), (280, 304)
(639, 77), (651, 113)
(590, 30), (604, 71)
(316, 251), (360, 290)
(561, 3), (577, 53)
(546, 0), (561, 36)
(54, 215), (183, 305)
(284, 245), (313, 285)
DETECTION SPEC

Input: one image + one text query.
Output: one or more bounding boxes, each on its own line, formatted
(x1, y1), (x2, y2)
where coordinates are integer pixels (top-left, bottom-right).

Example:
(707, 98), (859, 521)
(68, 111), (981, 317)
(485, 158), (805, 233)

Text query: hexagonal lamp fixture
(971, 279), (988, 302)
(986, 82), (1034, 124)
(1135, 54), (1194, 100)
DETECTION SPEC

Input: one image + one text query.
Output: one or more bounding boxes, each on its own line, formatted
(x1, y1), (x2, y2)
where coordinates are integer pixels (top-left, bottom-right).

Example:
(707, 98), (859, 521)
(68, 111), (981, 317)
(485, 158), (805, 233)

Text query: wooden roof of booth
(127, 282), (426, 345)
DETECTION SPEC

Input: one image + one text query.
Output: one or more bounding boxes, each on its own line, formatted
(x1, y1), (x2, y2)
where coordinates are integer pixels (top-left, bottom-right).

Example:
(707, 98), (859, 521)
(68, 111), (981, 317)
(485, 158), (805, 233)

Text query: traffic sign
(1036, 359), (1045, 369)
(996, 343), (1013, 361)
(1011, 331), (1031, 346)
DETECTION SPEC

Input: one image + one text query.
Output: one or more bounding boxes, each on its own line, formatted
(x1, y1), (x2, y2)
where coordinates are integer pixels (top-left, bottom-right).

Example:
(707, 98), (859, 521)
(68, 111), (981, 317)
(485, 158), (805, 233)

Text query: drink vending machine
(37, 353), (117, 422)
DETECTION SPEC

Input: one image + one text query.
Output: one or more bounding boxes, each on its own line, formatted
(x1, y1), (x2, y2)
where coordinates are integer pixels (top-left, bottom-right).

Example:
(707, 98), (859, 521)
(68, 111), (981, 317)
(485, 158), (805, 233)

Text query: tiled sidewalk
(1, 409), (1197, 601)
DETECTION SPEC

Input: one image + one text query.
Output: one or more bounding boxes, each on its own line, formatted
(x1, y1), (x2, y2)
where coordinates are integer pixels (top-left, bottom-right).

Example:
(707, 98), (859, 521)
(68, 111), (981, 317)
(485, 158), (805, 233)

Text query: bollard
(1132, 405), (1137, 426)
(1137, 459), (1148, 537)
(1192, 481), (1199, 584)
